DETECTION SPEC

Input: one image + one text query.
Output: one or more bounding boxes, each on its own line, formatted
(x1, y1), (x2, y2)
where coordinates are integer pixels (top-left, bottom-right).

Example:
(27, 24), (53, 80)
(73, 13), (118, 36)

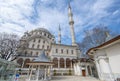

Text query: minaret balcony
(69, 21), (74, 25)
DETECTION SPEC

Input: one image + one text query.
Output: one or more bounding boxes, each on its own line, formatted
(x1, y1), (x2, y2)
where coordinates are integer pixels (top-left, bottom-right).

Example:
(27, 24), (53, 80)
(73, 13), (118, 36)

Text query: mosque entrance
(82, 70), (86, 76)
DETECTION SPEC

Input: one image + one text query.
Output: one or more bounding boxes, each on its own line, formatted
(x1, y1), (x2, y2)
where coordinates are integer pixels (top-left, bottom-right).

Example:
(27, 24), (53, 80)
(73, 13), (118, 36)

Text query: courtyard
(19, 76), (101, 81)
(51, 76), (101, 81)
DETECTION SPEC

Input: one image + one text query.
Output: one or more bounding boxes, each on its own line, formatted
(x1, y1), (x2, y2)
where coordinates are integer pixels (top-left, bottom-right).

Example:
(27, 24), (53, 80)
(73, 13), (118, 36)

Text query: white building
(87, 35), (120, 81)
(12, 4), (85, 76)
(73, 58), (95, 76)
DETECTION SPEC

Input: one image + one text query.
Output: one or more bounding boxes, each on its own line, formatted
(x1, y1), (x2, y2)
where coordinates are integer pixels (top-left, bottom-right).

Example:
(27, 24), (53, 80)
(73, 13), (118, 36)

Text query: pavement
(19, 76), (101, 81)
(51, 76), (101, 81)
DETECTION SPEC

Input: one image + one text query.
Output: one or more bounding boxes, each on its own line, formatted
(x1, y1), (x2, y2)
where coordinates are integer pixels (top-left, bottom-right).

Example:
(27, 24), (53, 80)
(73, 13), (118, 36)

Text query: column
(74, 64), (77, 75)
(58, 58), (60, 68)
(90, 66), (93, 76)
(71, 60), (73, 72)
(50, 65), (52, 79)
(22, 59), (25, 68)
(71, 60), (73, 68)
(27, 65), (31, 76)
(64, 58), (66, 68)
(97, 60), (103, 80)
(104, 58), (115, 81)
(86, 65), (88, 76)
(21, 59), (25, 75)
(29, 65), (33, 81)
(48, 66), (51, 79)
(44, 68), (46, 80)
(36, 65), (40, 81)
(50, 65), (53, 76)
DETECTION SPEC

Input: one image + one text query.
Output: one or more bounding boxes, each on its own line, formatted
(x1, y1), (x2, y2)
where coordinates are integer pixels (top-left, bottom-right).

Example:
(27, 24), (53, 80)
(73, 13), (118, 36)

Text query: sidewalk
(19, 76), (101, 81)
(51, 76), (101, 81)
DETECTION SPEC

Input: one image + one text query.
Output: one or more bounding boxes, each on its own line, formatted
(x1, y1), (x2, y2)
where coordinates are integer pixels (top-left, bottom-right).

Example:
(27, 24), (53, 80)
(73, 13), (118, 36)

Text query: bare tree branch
(0, 33), (20, 60)
(78, 25), (114, 54)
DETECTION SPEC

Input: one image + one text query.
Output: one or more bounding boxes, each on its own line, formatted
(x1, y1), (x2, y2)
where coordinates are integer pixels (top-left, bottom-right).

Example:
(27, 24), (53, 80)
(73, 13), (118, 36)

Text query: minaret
(68, 3), (76, 46)
(58, 24), (61, 44)
(105, 32), (112, 41)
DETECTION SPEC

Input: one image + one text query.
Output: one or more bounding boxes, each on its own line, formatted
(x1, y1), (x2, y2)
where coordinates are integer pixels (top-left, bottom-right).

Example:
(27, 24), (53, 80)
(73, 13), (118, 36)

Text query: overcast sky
(0, 0), (120, 45)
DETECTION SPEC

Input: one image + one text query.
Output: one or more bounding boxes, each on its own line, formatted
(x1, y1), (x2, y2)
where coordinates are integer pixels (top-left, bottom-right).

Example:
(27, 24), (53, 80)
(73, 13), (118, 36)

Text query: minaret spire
(105, 32), (112, 41)
(58, 24), (61, 44)
(68, 3), (76, 46)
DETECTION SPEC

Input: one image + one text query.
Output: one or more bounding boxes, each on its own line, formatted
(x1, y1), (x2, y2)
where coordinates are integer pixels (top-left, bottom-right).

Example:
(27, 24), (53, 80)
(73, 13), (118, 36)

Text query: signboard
(15, 74), (19, 81)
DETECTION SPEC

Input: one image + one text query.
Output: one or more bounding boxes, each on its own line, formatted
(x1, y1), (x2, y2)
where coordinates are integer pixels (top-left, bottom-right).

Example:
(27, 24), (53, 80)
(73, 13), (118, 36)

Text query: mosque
(13, 4), (96, 81)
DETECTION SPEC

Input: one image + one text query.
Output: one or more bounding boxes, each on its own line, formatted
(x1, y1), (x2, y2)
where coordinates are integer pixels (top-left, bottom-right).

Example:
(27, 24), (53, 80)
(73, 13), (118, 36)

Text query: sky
(0, 0), (120, 45)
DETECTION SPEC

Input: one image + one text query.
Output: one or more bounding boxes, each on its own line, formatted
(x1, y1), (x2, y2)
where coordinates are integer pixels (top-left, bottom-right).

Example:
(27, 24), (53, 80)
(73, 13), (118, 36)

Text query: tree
(78, 25), (112, 54)
(0, 33), (20, 60)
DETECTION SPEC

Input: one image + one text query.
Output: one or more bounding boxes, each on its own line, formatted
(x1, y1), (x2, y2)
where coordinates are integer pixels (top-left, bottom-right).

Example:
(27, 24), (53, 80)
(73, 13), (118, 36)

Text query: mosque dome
(28, 27), (55, 38)
(34, 28), (51, 34)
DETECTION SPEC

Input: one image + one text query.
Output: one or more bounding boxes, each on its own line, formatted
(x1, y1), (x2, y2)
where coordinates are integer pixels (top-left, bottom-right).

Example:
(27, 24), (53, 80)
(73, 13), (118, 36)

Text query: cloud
(0, 0), (120, 44)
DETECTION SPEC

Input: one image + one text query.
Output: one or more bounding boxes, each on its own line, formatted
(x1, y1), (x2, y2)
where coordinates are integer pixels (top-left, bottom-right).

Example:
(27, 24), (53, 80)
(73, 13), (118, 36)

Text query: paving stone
(19, 76), (102, 81)
(51, 76), (101, 81)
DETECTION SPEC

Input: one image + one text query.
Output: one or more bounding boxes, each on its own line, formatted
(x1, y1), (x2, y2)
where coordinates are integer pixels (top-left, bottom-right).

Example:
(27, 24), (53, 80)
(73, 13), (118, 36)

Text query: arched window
(33, 39), (36, 42)
(71, 50), (73, 54)
(43, 40), (45, 43)
(47, 46), (49, 49)
(32, 44), (34, 48)
(38, 39), (40, 43)
(25, 51), (27, 55)
(56, 49), (58, 53)
(66, 58), (71, 68)
(53, 58), (58, 68)
(46, 53), (48, 56)
(36, 52), (38, 56)
(17, 58), (23, 67)
(30, 51), (33, 56)
(48, 35), (49, 38)
(66, 49), (68, 54)
(61, 49), (63, 54)
(27, 44), (29, 48)
(60, 58), (64, 68)
(23, 59), (30, 68)
(44, 33), (46, 36)
(42, 45), (44, 49)
(37, 45), (39, 49)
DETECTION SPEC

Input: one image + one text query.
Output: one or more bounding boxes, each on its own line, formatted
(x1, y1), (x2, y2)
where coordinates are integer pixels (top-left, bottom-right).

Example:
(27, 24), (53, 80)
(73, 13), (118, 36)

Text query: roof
(52, 43), (77, 47)
(27, 51), (54, 65)
(87, 35), (120, 55)
(27, 62), (54, 65)
(33, 51), (50, 62)
(33, 28), (54, 37)
(35, 28), (50, 33)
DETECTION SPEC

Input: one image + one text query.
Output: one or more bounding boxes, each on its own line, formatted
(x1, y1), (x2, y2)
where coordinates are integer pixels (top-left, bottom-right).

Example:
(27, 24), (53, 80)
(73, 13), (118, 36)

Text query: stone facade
(13, 28), (79, 75)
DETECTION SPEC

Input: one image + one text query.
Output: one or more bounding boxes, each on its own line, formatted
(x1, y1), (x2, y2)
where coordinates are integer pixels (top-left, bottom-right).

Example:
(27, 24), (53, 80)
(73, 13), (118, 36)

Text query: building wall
(25, 37), (50, 56)
(50, 44), (77, 57)
(99, 59), (110, 73)
(105, 43), (120, 73)
(14, 28), (55, 69)
(74, 61), (94, 76)
(93, 42), (120, 80)
(14, 28), (81, 76)
(17, 28), (55, 57)
(74, 63), (82, 75)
